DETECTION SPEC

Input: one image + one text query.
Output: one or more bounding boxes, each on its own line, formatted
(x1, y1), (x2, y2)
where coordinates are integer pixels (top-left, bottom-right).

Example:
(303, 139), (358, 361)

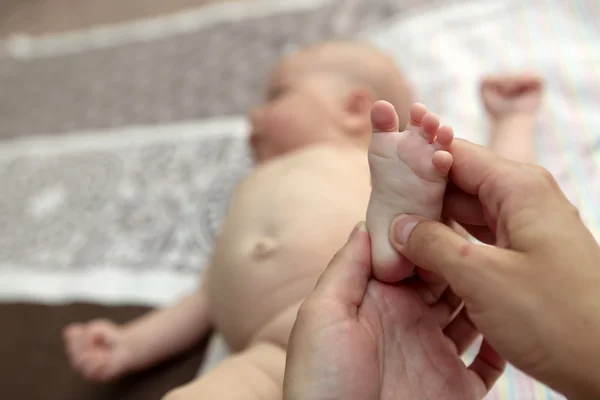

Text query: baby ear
(344, 86), (375, 133)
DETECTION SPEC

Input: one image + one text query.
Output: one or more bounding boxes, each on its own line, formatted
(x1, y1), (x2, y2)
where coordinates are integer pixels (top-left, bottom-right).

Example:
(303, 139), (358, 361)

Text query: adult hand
(390, 139), (600, 399)
(284, 222), (505, 400)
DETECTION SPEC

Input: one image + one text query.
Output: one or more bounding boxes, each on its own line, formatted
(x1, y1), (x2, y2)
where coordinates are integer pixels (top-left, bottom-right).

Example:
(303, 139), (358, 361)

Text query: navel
(251, 237), (279, 259)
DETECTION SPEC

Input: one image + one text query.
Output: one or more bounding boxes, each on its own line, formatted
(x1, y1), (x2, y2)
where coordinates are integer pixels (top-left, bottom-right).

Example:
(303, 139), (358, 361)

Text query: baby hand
(63, 319), (133, 382)
(480, 73), (544, 119)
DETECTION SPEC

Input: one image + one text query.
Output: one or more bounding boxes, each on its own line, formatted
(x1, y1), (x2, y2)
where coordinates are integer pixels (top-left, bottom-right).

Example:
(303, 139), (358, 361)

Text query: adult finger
(450, 141), (571, 234)
(468, 339), (507, 395)
(371, 100), (400, 132)
(412, 267), (448, 305)
(444, 308), (480, 355)
(430, 286), (464, 327)
(446, 219), (496, 245)
(389, 215), (516, 293)
(448, 139), (512, 196)
(443, 183), (486, 226)
(311, 222), (372, 310)
(390, 215), (480, 280)
(456, 223), (496, 245)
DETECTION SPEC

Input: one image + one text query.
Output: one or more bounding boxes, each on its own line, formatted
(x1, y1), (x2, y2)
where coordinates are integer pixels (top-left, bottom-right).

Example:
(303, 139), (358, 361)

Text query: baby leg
(162, 341), (285, 400)
(366, 101), (454, 282)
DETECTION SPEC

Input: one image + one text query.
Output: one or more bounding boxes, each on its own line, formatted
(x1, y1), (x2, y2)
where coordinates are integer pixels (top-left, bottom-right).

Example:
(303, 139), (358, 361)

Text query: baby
(62, 41), (543, 399)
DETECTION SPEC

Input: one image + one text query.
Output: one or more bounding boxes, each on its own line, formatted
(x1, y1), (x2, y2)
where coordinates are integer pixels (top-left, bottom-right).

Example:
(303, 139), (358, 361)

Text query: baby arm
(121, 283), (212, 372)
(481, 73), (544, 163)
(63, 280), (212, 382)
(442, 74), (545, 242)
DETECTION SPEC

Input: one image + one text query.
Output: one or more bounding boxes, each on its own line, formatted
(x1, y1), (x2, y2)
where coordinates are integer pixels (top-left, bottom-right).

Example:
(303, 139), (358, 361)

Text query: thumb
(390, 215), (498, 290)
(311, 221), (372, 308)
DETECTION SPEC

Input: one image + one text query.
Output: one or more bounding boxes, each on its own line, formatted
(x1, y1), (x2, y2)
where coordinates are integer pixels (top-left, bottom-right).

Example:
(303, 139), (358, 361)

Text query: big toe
(371, 100), (399, 132)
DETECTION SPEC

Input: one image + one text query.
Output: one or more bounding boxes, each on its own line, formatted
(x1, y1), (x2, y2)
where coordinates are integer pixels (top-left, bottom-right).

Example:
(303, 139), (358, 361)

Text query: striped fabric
(366, 0), (600, 398)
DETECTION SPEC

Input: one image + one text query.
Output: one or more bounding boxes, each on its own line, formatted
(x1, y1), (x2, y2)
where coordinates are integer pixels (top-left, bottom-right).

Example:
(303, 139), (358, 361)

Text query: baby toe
(420, 112), (440, 143)
(434, 125), (454, 151)
(408, 103), (428, 126)
(432, 150), (453, 177)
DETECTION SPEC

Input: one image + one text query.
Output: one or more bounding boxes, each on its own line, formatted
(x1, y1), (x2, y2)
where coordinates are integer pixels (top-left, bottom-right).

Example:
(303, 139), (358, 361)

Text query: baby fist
(481, 73), (544, 119)
(63, 319), (132, 382)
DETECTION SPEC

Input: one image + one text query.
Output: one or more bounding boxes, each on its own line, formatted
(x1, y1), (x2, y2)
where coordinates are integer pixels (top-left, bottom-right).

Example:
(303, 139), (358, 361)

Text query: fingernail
(348, 221), (367, 241)
(393, 216), (419, 245)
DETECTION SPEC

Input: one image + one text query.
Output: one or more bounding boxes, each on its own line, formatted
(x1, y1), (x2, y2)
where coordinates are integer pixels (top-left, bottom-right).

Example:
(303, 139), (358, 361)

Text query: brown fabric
(0, 303), (207, 400)
(0, 0), (244, 37)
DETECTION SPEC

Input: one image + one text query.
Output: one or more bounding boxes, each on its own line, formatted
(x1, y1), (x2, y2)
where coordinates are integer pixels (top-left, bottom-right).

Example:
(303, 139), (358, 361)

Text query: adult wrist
(541, 332), (600, 399)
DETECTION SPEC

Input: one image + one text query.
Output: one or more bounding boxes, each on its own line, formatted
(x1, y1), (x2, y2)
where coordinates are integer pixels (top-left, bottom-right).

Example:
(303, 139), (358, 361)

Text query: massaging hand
(480, 73), (543, 118)
(283, 223), (504, 400)
(63, 319), (133, 382)
(390, 139), (600, 399)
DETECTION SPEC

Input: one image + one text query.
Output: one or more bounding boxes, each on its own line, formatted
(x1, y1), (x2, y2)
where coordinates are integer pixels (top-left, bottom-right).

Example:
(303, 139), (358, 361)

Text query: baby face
(248, 60), (346, 163)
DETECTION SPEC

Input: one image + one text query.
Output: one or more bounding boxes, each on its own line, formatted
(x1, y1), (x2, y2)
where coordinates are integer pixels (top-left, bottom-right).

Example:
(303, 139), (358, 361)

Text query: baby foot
(366, 101), (454, 282)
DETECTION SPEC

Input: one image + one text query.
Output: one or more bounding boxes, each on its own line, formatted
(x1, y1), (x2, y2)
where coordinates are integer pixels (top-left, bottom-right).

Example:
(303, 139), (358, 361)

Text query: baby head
(249, 41), (412, 163)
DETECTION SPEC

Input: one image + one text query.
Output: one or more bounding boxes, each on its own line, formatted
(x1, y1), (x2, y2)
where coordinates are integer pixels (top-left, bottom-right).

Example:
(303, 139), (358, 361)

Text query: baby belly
(206, 225), (323, 352)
